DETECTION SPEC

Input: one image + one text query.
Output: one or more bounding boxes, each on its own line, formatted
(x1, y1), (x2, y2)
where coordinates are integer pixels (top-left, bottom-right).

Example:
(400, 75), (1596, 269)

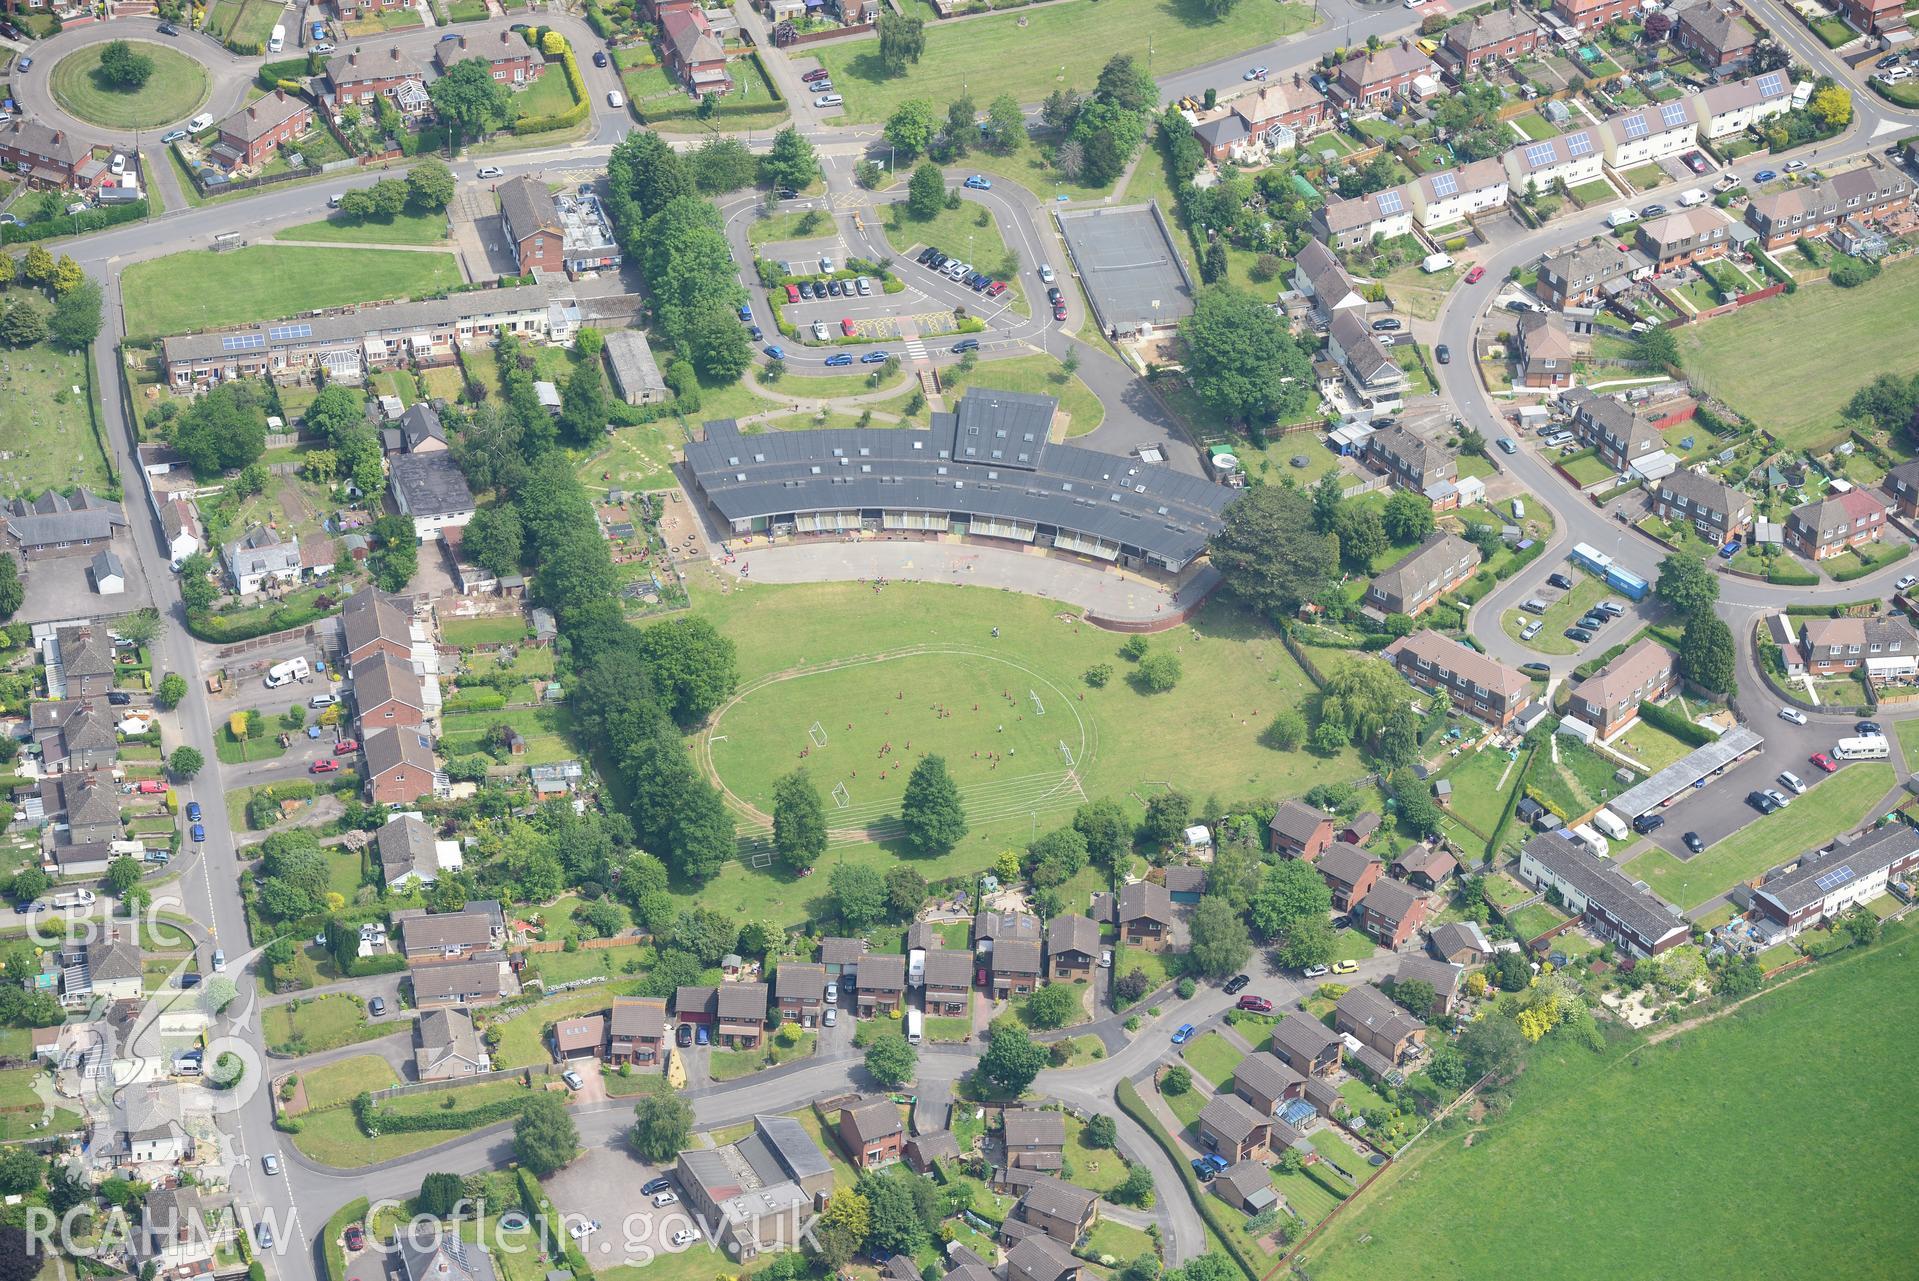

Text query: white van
(269, 24), (285, 53)
(1605, 208), (1636, 228)
(1834, 735), (1890, 760)
(1420, 252), (1454, 274)
(905, 1008), (923, 1045)
(1511, 498), (1526, 519)
(188, 112), (214, 133)
(907, 949), (926, 988)
(1676, 188), (1708, 208)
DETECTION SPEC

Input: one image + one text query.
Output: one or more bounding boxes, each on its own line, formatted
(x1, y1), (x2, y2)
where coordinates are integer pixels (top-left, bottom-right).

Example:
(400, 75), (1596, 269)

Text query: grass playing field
(120, 246), (463, 338)
(684, 574), (1353, 924)
(1299, 922), (1919, 1280)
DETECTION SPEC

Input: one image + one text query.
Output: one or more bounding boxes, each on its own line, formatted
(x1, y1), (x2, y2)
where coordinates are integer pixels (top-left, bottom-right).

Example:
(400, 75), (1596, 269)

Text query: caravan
(264, 656), (310, 688)
(1834, 735), (1890, 761)
(906, 1008), (923, 1045)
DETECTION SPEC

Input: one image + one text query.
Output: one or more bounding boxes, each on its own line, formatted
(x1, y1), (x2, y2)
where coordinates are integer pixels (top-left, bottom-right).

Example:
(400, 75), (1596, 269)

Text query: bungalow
(363, 727), (436, 805)
(1518, 832), (1689, 957)
(839, 1097), (904, 1169)
(1786, 488), (1887, 561)
(1269, 1011), (1342, 1077)
(1292, 240), (1366, 323)
(1394, 956), (1465, 1016)
(353, 651), (427, 728)
(1389, 844), (1458, 892)
(1354, 876), (1429, 950)
(401, 909), (494, 963)
(1600, 100), (1699, 170)
(1552, 0), (1635, 31)
(1334, 41), (1436, 107)
(1652, 470), (1754, 542)
(1045, 915), (1101, 980)
(1334, 984), (1426, 1064)
(1382, 630), (1533, 729)
(985, 939), (1042, 999)
(1195, 1094), (1270, 1163)
(1230, 1052), (1307, 1117)
(1504, 129), (1604, 196)
(415, 1007), (490, 1080)
(1569, 639), (1680, 738)
(608, 996), (668, 1066)
(774, 962), (827, 1025)
(1534, 238), (1653, 310)
(923, 948), (973, 1016)
(1692, 71), (1792, 141)
(377, 813), (461, 888)
(1439, 6), (1542, 76)
(1797, 614), (1919, 678)
(1743, 161), (1913, 249)
(213, 91), (313, 171)
(553, 1015), (607, 1061)
(1513, 309), (1584, 389)
(1673, 1), (1761, 73)
(411, 958), (511, 1008)
(1116, 881), (1175, 949)
(1009, 1174), (1097, 1244)
(1365, 424), (1456, 499)
(1367, 531), (1480, 619)
(1268, 799), (1336, 862)
(1636, 206), (1735, 272)
(660, 5), (733, 97)
(854, 952), (907, 1016)
(1315, 844), (1383, 913)
(1428, 920), (1493, 965)
(1003, 1109), (1067, 1172)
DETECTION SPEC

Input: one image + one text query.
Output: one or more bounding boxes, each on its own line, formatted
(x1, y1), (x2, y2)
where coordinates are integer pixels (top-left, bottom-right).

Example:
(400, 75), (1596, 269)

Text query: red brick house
(1267, 800), (1335, 862)
(498, 176), (567, 276)
(1440, 6), (1542, 77)
(1552, 0), (1635, 31)
(1635, 207), (1735, 272)
(1269, 1012), (1342, 1077)
(853, 953), (906, 1016)
(1568, 639), (1679, 738)
(1796, 615), (1919, 676)
(1786, 488), (1887, 561)
(607, 997), (667, 1066)
(363, 727), (435, 805)
(324, 47), (427, 113)
(1382, 630), (1533, 729)
(1045, 915), (1100, 980)
(1353, 877), (1429, 950)
(553, 1015), (606, 1061)
(1673, 2), (1760, 73)
(838, 1098), (903, 1169)
(774, 962), (826, 1025)
(1315, 845), (1382, 913)
(213, 91), (314, 171)
(341, 588), (412, 666)
(715, 982), (768, 1047)
(1334, 984), (1426, 1064)
(922, 949), (972, 1015)
(1195, 1095), (1270, 1163)
(661, 6), (734, 97)
(0, 120), (101, 190)
(432, 31), (543, 85)
(1835, 0), (1906, 36)
(1743, 161), (1913, 249)
(1884, 461), (1919, 519)
(351, 652), (426, 729)
(1115, 881), (1175, 949)
(1334, 41), (1436, 106)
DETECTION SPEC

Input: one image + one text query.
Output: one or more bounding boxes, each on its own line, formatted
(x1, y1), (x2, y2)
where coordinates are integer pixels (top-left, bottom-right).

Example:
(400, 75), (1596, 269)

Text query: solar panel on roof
(267, 322), (313, 342)
(221, 334), (265, 352)
(1565, 131), (1593, 158)
(1429, 171), (1458, 198)
(1524, 140), (1556, 168)
(1621, 114), (1649, 140)
(1659, 100), (1690, 129)
(1755, 72), (1784, 96)
(1813, 864), (1855, 893)
(1374, 188), (1404, 215)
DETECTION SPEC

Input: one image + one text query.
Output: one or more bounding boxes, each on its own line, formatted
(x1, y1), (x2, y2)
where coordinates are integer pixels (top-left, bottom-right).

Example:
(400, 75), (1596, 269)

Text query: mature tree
(1334, 504), (1387, 571)
(155, 672), (189, 711)
(906, 160), (946, 218)
(772, 769), (828, 873)
(688, 305), (753, 383)
(1084, 1114), (1117, 1148)
(1135, 651), (1182, 693)
(1457, 1013), (1525, 1080)
(885, 865), (927, 919)
(944, 95), (977, 154)
(49, 277), (103, 350)
(641, 196), (745, 344)
(114, 607), (162, 646)
(1207, 485), (1335, 619)
(0, 1149), (44, 1197)
(0, 557), (19, 623)
(977, 1023), (1047, 1096)
(416, 1173), (465, 1219)
(1249, 860), (1333, 940)
(369, 513), (418, 592)
(886, 100), (940, 161)
(1390, 978), (1437, 1018)
(1382, 489), (1436, 544)
(1095, 54), (1156, 113)
(0, 295), (48, 348)
(1492, 949), (1531, 992)
(812, 1189), (871, 1269)
(1655, 552), (1719, 618)
(1160, 1064), (1191, 1094)
(1180, 286), (1313, 424)
(637, 614), (737, 726)
(428, 58), (516, 149)
(1072, 799), (1132, 874)
(1845, 372), (1919, 437)
(864, 1031), (917, 1086)
(1273, 914), (1336, 971)
(1679, 609), (1735, 695)
(1633, 323), (1679, 369)
(557, 358), (610, 446)
(1810, 84), (1852, 131)
(691, 137), (759, 194)
(1112, 967), (1151, 1004)
(831, 864), (888, 932)
(1187, 895), (1252, 978)
(611, 132), (695, 221)
(512, 1095), (578, 1175)
(1112, 1165), (1155, 1208)
(1321, 659), (1413, 749)
(876, 11), (927, 73)
(1390, 771), (1444, 838)
(1140, 789), (1191, 846)
(1020, 981), (1082, 1030)
(761, 127), (820, 193)
(630, 1091), (695, 1161)
(1377, 704), (1419, 771)
(900, 755), (967, 855)
(1263, 709), (1307, 752)
(106, 857), (142, 898)
(0, 1225), (42, 1281)
(1713, 954), (1764, 997)
(859, 1172), (930, 1256)
(666, 907), (739, 967)
(304, 384), (365, 446)
(406, 159), (456, 212)
(99, 40), (154, 90)
(984, 94), (1025, 153)
(172, 383), (267, 477)
(462, 504), (524, 578)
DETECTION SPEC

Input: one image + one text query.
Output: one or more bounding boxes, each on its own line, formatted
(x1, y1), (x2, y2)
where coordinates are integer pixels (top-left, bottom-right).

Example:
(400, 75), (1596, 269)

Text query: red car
(137, 780), (168, 794)
(1809, 752), (1838, 773)
(343, 1225), (365, 1252)
(1235, 995), (1273, 1013)
(1463, 265), (1485, 284)
(986, 281), (1006, 298)
(840, 318), (857, 336)
(310, 759), (340, 775)
(333, 739), (360, 755)
(1052, 304), (1067, 321)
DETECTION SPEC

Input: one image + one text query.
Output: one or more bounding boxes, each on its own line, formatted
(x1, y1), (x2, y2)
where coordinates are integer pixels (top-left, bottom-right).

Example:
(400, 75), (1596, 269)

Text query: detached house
(224, 524), (304, 595)
(1390, 844), (1458, 893)
(1003, 1109), (1066, 1172)
(775, 963), (827, 1025)
(411, 958), (511, 1008)
(1314, 844), (1383, 913)
(660, 5), (733, 97)
(1196, 1094), (1270, 1163)
(160, 498), (202, 567)
(1570, 639), (1680, 738)
(1786, 488), (1887, 561)
(1334, 984), (1426, 1065)
(853, 952), (907, 1016)
(1329, 310), (1409, 412)
(1046, 915), (1101, 980)
(608, 996), (668, 1066)
(1428, 920), (1493, 965)
(1367, 532), (1480, 618)
(923, 949), (973, 1016)
(415, 1007), (490, 1080)
(391, 451), (477, 542)
(715, 982), (769, 1047)
(1653, 470), (1754, 542)
(1292, 240), (1366, 322)
(342, 587), (414, 665)
(1440, 6), (1541, 76)
(1230, 1053), (1307, 1117)
(1354, 877), (1430, 950)
(985, 939), (1042, 1000)
(1009, 1175), (1098, 1245)
(1116, 880), (1175, 949)
(1394, 957), (1465, 1016)
(1673, 2), (1760, 73)
(1269, 1012), (1342, 1077)
(1796, 614), (1919, 679)
(1513, 310), (1583, 390)
(353, 651), (427, 728)
(1382, 630), (1533, 728)
(839, 1098), (904, 1170)
(48, 628), (115, 699)
(1268, 800), (1336, 862)
(401, 909), (494, 963)
(1005, 1234), (1084, 1281)
(363, 726), (436, 805)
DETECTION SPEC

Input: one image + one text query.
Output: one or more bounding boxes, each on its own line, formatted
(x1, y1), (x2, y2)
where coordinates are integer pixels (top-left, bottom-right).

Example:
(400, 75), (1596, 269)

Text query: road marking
(903, 337), (929, 363)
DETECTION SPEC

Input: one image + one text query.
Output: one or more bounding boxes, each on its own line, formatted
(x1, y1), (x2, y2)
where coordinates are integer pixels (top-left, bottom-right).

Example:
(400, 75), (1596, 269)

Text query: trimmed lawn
(709, 1030), (817, 1081)
(1161, 1080), (1206, 1131)
(1504, 901), (1569, 942)
(295, 1054), (400, 1111)
(442, 616), (529, 646)
(1677, 256), (1919, 450)
(1612, 719), (1693, 772)
(523, 940), (646, 986)
(932, 354), (1104, 436)
(1895, 717), (1919, 768)
(1438, 747), (1525, 838)
(0, 340), (114, 500)
(1181, 1030), (1245, 1090)
(1631, 763), (1895, 910)
(1329, 928), (1376, 964)
(121, 246), (463, 337)
(1301, 926), (1917, 1280)
(50, 42), (209, 129)
(277, 210), (451, 245)
(1275, 1163), (1350, 1226)
(813, 0), (1317, 122)
(262, 994), (380, 1055)
(510, 64), (576, 121)
(1082, 1218), (1155, 1264)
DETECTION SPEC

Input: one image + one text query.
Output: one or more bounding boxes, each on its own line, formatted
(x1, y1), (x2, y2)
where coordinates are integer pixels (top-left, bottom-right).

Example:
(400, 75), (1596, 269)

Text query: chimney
(1293, 70), (1303, 88)
(390, 47), (401, 61)
(499, 30), (509, 45)
(1400, 34), (1412, 51)
(52, 129), (63, 144)
(348, 52), (357, 67)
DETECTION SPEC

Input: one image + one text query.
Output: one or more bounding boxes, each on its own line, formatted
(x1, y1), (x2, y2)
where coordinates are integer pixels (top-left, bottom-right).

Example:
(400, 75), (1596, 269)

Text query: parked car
(803, 68), (831, 83)
(1435, 344), (1450, 364)
(823, 1007), (837, 1026)
(1170, 1023), (1196, 1045)
(1223, 974), (1250, 994)
(1857, 720), (1882, 735)
(825, 353), (853, 367)
(652, 1192), (678, 1207)
(593, 50), (608, 67)
(815, 94), (843, 107)
(161, 128), (189, 143)
(1778, 770), (1807, 796)
(1331, 959), (1359, 975)
(1302, 964), (1330, 979)
(191, 824), (206, 843)
(1810, 752), (1838, 773)
(1564, 627), (1595, 643)
(1099, 949), (1113, 968)
(825, 981), (838, 1004)
(1896, 574), (1918, 592)
(1685, 152), (1711, 174)
(1464, 265), (1485, 284)
(344, 1226), (365, 1252)
(642, 1178), (673, 1196)
(369, 997), (386, 1016)
(951, 338), (980, 353)
(562, 1070), (585, 1090)
(963, 175), (991, 190)
(1497, 437), (1517, 454)
(1242, 66), (1269, 81)
(1778, 707), (1808, 725)
(670, 1231), (699, 1248)
(157, 20), (179, 34)
(1236, 995), (1273, 1013)
(1639, 203), (1667, 218)
(1763, 787), (1792, 809)
(1683, 831), (1705, 853)
(310, 759), (340, 775)
(1753, 169), (1777, 183)
(841, 318), (857, 336)
(1371, 317), (1402, 332)
(186, 801), (202, 822)
(1548, 572), (1574, 590)
(1633, 813), (1665, 834)
(695, 1025), (709, 1046)
(1785, 160), (1807, 172)
(1746, 790), (1779, 815)
(1520, 662), (1551, 677)
(676, 1023), (693, 1047)
(1520, 621), (1543, 640)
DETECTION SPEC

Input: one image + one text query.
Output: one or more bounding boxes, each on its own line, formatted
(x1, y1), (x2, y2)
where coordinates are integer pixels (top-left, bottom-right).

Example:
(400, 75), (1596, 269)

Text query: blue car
(963, 175), (992, 190)
(17, 57), (30, 71)
(1754, 169), (1777, 182)
(860, 351), (890, 364)
(186, 802), (202, 823)
(1171, 1023), (1196, 1045)
(191, 824), (206, 843)
(314, 22), (330, 39)
(749, 326), (763, 340)
(695, 1024), (710, 1046)
(764, 345), (784, 359)
(738, 304), (753, 322)
(824, 353), (853, 367)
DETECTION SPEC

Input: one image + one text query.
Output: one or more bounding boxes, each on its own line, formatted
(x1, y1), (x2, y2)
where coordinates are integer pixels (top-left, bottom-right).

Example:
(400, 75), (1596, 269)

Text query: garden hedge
(514, 46), (590, 135)
(1635, 698), (1715, 748)
(320, 1198), (368, 1281)
(353, 1086), (537, 1134)
(3, 199), (151, 245)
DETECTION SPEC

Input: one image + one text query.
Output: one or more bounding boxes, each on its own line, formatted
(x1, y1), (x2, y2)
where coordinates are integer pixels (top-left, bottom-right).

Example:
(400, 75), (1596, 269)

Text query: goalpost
(831, 781), (851, 809)
(808, 721), (828, 748)
(1029, 689), (1045, 716)
(1058, 740), (1074, 767)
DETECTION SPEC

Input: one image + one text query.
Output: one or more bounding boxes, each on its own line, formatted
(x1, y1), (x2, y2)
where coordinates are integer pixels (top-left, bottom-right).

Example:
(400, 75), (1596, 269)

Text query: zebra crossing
(902, 336), (929, 364)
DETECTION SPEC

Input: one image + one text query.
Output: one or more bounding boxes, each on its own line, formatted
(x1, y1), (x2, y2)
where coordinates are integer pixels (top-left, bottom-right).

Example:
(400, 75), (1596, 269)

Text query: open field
(50, 42), (209, 129)
(121, 246), (464, 337)
(690, 576), (1356, 925)
(1676, 257), (1919, 450)
(812, 0), (1317, 122)
(1300, 924), (1918, 1280)
(0, 341), (114, 499)
(1631, 762), (1894, 909)
(277, 210), (451, 245)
